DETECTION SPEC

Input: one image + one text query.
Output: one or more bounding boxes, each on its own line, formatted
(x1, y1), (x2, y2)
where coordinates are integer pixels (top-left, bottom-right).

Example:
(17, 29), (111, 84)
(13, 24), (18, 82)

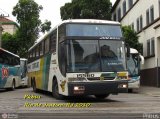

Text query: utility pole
(0, 13), (9, 48)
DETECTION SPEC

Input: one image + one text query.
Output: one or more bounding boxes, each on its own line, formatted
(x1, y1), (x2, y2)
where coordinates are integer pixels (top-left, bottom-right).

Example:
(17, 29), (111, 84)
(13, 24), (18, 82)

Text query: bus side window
(58, 25), (65, 43)
(58, 42), (66, 76)
(32, 49), (36, 59)
(3, 53), (9, 65)
(29, 50), (33, 63)
(40, 41), (44, 56)
(0, 57), (3, 64)
(45, 38), (49, 54)
(35, 46), (39, 58)
(8, 54), (13, 66)
(50, 30), (57, 52)
(37, 45), (40, 57)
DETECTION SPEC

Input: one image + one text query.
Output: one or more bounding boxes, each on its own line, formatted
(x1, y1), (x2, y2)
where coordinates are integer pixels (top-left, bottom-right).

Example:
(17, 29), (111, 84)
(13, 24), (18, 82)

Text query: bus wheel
(6, 80), (15, 91)
(11, 80), (15, 90)
(94, 94), (110, 99)
(52, 79), (64, 100)
(32, 79), (37, 93)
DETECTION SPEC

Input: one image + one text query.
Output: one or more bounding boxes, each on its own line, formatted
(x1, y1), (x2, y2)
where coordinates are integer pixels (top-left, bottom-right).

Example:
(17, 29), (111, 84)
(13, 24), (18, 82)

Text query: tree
(60, 0), (112, 20)
(12, 0), (51, 57)
(2, 32), (19, 54)
(122, 26), (143, 54)
(40, 20), (51, 33)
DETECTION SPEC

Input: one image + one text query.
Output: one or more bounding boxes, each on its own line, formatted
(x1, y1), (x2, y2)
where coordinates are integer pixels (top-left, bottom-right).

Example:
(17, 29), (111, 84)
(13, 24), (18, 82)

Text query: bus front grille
(88, 77), (115, 81)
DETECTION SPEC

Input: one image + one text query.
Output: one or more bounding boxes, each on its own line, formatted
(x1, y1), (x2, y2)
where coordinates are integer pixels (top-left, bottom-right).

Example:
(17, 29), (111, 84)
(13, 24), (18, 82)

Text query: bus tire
(94, 94), (110, 99)
(32, 79), (37, 93)
(11, 80), (15, 90)
(7, 79), (15, 91)
(52, 79), (64, 100)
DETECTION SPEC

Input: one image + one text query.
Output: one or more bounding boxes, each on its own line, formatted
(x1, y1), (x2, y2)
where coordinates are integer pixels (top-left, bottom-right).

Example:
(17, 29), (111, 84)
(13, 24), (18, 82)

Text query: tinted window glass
(50, 30), (57, 51)
(58, 42), (66, 76)
(66, 24), (122, 37)
(45, 38), (49, 54)
(0, 50), (19, 66)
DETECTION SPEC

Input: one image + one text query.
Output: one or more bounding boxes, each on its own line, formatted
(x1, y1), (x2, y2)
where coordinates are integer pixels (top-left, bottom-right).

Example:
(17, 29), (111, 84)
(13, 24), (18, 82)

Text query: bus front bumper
(68, 81), (128, 96)
(128, 80), (140, 89)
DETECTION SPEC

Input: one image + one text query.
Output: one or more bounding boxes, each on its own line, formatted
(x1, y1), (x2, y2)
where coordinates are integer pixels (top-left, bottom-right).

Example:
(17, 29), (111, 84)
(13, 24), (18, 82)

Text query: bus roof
(20, 58), (27, 61)
(28, 19), (121, 51)
(0, 48), (19, 58)
(59, 19), (120, 25)
(130, 48), (139, 54)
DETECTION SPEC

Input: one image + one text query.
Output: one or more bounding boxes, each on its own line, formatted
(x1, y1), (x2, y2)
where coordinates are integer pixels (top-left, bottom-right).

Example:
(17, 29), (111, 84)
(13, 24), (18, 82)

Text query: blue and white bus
(127, 48), (144, 92)
(0, 48), (21, 90)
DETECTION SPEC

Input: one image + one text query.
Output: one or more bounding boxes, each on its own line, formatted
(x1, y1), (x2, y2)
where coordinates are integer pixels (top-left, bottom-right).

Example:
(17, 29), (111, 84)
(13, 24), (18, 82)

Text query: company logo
(1, 113), (8, 119)
(100, 36), (121, 40)
(77, 74), (95, 78)
(1, 66), (9, 79)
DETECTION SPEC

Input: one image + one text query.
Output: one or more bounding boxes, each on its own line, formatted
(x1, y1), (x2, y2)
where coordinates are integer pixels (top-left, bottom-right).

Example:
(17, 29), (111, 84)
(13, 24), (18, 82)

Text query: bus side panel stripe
(44, 54), (51, 90)
(42, 57), (46, 90)
(37, 58), (44, 89)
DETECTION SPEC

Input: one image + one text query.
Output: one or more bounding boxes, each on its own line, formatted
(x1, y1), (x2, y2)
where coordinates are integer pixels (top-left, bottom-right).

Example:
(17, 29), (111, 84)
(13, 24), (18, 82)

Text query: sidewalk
(139, 86), (160, 97)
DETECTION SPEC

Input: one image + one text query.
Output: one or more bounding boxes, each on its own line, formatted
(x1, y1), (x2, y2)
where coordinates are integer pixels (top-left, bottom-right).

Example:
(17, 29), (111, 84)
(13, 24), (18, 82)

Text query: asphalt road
(0, 88), (160, 119)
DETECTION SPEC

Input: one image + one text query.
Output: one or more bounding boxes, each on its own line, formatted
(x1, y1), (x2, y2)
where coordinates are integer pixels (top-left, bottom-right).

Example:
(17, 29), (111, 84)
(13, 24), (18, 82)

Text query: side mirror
(139, 54), (144, 65)
(126, 43), (130, 58)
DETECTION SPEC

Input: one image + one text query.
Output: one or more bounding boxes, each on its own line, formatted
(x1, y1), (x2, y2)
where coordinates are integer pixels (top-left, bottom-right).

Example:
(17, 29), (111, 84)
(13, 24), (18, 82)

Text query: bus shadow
(64, 96), (120, 103)
(34, 89), (120, 103)
(0, 89), (8, 92)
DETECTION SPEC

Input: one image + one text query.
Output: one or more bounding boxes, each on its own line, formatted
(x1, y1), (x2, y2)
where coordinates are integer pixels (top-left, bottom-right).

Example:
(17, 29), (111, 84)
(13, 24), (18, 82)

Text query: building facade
(0, 17), (18, 35)
(112, 0), (160, 87)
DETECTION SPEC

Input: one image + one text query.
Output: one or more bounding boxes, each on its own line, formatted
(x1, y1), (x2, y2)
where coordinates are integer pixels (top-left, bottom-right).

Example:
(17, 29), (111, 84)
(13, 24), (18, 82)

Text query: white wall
(121, 0), (159, 29)
(112, 0), (160, 69)
(2, 24), (17, 35)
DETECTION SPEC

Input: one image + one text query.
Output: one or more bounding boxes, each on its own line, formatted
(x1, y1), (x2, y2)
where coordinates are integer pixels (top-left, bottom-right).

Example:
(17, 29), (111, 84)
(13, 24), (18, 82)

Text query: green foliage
(122, 26), (143, 54)
(60, 0), (112, 20)
(11, 0), (51, 57)
(2, 32), (19, 54)
(40, 20), (51, 33)
(12, 0), (43, 53)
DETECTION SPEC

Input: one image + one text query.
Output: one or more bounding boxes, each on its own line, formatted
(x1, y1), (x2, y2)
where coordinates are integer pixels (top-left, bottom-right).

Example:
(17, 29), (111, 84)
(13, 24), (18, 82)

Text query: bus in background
(0, 48), (21, 90)
(127, 48), (144, 92)
(20, 58), (28, 87)
(28, 19), (130, 99)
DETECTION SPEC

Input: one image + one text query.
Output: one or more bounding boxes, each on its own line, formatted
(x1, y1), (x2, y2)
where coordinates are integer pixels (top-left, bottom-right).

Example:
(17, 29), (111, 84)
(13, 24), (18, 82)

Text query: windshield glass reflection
(67, 40), (126, 73)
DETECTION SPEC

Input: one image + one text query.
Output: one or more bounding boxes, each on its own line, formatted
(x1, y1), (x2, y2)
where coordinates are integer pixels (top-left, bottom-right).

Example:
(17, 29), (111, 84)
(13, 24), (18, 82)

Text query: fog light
(118, 84), (127, 88)
(74, 86), (85, 91)
(122, 84), (127, 88)
(74, 86), (79, 91)
(73, 86), (85, 95)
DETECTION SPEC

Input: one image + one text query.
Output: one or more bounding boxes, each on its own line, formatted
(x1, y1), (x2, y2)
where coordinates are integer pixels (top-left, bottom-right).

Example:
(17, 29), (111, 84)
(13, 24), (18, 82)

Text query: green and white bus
(28, 19), (129, 99)
(0, 48), (21, 90)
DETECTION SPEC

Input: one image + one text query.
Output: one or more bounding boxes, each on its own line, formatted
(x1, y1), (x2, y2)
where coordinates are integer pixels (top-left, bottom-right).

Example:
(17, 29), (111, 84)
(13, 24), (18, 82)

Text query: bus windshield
(67, 40), (126, 73)
(127, 54), (140, 77)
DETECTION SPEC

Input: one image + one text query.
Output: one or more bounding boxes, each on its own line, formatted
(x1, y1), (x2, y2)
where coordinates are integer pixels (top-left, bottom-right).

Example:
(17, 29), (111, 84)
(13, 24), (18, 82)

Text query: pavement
(139, 86), (160, 97)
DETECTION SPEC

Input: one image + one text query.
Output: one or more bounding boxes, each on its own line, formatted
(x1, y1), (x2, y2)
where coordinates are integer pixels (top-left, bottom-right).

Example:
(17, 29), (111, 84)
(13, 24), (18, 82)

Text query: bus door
(20, 60), (27, 79)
